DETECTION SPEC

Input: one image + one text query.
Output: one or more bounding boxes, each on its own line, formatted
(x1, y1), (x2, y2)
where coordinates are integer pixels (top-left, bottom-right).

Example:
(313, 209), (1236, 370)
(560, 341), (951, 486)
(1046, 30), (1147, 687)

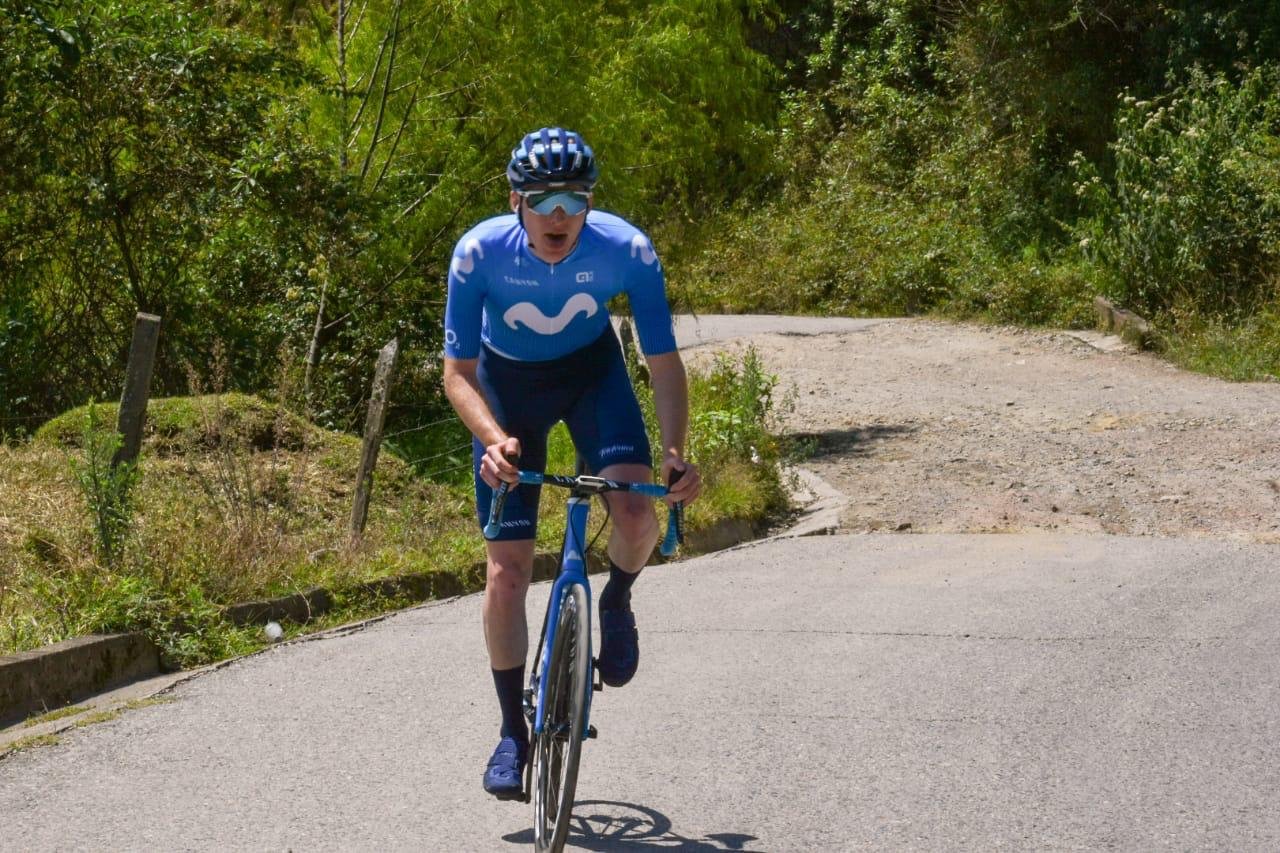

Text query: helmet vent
(507, 126), (598, 190)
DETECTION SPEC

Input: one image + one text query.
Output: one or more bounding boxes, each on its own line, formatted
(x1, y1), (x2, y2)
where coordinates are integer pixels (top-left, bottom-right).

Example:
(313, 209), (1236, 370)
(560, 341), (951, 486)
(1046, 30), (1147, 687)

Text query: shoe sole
(486, 786), (525, 801)
(596, 662), (636, 688)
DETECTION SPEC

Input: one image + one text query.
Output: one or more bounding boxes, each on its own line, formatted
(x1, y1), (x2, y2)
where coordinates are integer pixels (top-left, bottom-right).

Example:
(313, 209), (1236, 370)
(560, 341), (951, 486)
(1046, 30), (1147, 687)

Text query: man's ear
(509, 191), (521, 213)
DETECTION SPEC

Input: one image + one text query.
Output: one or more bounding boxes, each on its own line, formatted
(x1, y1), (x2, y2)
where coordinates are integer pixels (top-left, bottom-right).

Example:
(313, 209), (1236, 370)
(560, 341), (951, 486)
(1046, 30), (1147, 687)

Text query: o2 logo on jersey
(576, 271), (594, 284)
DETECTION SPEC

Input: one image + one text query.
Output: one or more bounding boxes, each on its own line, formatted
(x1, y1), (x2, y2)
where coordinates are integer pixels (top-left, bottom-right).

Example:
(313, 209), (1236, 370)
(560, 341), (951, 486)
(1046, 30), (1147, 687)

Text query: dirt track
(683, 317), (1280, 544)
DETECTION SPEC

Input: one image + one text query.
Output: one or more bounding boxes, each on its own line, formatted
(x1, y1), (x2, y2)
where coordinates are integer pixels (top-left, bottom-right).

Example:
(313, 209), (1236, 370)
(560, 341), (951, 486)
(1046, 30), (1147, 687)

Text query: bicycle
(484, 463), (684, 853)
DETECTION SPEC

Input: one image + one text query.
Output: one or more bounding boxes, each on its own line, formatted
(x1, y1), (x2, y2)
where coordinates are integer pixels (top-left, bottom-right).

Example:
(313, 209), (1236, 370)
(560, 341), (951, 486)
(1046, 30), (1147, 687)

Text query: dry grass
(2, 343), (790, 666)
(0, 394), (480, 661)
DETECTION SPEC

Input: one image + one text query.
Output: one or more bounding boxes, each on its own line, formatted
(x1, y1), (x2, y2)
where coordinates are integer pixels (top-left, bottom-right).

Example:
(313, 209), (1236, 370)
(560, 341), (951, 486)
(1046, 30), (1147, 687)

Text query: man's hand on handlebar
(660, 453), (701, 506)
(480, 436), (521, 489)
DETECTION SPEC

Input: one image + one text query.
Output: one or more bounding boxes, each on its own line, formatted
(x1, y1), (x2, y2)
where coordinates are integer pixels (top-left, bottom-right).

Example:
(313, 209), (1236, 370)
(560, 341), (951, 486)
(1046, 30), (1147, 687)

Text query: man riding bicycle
(441, 127), (702, 799)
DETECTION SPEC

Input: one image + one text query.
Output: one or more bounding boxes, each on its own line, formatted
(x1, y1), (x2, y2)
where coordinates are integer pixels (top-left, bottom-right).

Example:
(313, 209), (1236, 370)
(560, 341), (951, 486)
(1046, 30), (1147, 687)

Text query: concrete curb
(0, 634), (161, 727)
(775, 465), (848, 538)
(0, 513), (769, 729)
(1094, 296), (1154, 348)
(223, 587), (334, 627)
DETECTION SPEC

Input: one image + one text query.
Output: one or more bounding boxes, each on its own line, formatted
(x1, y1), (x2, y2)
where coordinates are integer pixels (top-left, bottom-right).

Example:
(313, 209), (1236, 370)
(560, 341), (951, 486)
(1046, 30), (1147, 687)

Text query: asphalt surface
(3, 532), (1279, 851)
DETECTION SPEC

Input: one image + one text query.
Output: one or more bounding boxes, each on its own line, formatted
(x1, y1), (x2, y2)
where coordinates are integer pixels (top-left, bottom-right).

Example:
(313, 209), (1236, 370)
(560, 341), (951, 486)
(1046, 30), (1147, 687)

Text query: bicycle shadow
(503, 800), (764, 851)
(788, 423), (916, 460)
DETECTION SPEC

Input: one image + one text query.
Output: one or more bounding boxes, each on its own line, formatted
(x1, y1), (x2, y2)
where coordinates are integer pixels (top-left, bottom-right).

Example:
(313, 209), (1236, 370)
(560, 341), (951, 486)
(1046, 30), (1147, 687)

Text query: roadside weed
(68, 404), (139, 565)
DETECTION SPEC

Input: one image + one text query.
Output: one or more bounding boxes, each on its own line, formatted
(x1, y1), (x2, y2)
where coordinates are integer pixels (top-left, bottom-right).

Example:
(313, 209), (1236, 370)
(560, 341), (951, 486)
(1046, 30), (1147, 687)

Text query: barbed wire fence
(381, 410), (473, 476)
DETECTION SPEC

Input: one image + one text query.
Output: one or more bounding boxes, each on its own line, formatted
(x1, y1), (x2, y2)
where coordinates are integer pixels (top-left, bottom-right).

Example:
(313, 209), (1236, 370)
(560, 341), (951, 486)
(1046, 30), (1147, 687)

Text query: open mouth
(543, 232), (569, 251)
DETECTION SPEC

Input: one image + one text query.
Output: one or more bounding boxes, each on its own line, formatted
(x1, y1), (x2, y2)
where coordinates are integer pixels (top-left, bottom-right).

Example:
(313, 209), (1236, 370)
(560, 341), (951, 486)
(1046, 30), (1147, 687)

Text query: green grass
(22, 705), (89, 728)
(1159, 305), (1280, 381)
(72, 710), (122, 727)
(3, 393), (489, 665)
(3, 733), (60, 753)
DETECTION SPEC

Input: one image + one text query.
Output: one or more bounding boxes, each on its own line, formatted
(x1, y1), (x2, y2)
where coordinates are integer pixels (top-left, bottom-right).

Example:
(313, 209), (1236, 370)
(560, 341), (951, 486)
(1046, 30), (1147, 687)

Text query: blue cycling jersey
(443, 210), (677, 362)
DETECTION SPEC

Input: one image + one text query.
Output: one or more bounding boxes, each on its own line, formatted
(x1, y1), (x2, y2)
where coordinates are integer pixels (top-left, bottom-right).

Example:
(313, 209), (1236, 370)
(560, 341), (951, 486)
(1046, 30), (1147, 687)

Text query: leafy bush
(614, 327), (789, 526)
(1076, 66), (1280, 317)
(0, 1), (323, 427)
(688, 347), (783, 466)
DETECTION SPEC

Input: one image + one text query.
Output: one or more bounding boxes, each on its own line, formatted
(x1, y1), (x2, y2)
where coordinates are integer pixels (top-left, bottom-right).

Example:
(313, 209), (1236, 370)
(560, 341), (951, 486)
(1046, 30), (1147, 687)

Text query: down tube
(535, 497), (595, 735)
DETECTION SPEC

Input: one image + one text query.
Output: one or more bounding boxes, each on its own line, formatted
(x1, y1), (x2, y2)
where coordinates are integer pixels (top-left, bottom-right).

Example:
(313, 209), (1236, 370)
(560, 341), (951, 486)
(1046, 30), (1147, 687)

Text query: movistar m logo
(503, 293), (598, 335)
(630, 235), (658, 266)
(450, 238), (484, 283)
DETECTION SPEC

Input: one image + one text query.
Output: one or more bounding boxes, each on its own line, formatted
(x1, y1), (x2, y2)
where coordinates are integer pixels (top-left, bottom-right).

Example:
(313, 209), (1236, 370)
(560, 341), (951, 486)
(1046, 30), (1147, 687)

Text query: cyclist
(441, 127), (702, 799)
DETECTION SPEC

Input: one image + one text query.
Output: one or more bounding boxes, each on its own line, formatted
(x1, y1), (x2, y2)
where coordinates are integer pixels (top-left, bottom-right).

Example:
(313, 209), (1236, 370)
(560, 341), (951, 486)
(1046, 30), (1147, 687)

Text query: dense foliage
(1, 0), (774, 438)
(4, 0), (1279, 442)
(669, 0), (1280, 377)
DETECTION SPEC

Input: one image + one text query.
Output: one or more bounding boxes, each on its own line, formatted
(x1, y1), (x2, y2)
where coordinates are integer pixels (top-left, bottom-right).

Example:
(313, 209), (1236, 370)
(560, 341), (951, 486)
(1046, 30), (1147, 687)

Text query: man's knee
(486, 543), (535, 597)
(610, 495), (659, 543)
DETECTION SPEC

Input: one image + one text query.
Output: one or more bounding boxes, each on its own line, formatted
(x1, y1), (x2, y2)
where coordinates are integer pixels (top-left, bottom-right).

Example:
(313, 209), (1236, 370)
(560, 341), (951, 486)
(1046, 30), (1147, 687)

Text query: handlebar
(484, 469), (685, 556)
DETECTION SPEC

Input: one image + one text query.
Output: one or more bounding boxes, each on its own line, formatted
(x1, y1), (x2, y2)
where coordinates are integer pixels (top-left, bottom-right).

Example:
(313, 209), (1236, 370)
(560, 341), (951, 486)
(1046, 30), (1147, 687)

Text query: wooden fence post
(113, 312), (162, 468)
(617, 317), (650, 386)
(350, 338), (399, 539)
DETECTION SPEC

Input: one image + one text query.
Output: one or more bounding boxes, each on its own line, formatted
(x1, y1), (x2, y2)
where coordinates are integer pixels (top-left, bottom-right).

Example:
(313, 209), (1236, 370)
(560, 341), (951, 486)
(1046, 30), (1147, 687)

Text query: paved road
(3, 533), (1279, 851)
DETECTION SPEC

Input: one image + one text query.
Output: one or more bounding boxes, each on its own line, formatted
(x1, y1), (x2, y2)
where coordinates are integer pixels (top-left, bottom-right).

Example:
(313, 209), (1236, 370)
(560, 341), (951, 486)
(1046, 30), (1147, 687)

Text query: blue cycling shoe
(483, 736), (527, 800)
(596, 607), (639, 687)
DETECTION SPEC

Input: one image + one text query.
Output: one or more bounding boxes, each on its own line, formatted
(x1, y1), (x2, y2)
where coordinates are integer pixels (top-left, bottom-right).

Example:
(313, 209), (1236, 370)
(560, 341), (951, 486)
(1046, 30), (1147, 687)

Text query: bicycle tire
(532, 582), (590, 852)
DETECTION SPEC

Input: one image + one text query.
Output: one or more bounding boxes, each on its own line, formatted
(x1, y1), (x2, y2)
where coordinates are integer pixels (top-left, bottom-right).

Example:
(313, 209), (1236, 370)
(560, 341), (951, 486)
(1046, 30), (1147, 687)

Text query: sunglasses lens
(526, 191), (589, 215)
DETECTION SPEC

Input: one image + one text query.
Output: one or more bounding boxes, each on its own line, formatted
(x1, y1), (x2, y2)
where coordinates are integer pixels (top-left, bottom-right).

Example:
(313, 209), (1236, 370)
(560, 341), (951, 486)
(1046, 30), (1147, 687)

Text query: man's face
(510, 187), (592, 264)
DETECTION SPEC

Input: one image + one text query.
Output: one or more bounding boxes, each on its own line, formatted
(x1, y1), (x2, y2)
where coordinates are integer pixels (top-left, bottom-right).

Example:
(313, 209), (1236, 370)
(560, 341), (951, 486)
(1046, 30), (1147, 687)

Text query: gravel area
(683, 317), (1280, 543)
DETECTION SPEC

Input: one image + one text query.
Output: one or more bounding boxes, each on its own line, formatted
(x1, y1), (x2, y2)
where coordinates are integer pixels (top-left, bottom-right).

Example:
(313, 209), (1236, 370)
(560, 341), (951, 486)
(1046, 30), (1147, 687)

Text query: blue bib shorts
(473, 327), (652, 541)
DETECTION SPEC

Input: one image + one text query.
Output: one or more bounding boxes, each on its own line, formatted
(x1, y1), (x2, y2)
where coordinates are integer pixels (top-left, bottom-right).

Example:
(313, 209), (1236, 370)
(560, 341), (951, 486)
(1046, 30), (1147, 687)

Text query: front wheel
(532, 583), (590, 852)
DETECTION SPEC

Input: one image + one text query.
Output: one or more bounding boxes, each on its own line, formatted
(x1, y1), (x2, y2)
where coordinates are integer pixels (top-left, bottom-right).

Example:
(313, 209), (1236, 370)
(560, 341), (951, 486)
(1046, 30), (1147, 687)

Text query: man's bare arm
(443, 357), (519, 485)
(647, 350), (701, 504)
(646, 351), (687, 460)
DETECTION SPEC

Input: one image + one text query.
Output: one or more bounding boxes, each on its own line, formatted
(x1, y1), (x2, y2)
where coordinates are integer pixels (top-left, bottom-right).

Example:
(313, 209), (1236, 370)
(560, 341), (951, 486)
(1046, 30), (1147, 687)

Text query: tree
(1, 1), (321, 425)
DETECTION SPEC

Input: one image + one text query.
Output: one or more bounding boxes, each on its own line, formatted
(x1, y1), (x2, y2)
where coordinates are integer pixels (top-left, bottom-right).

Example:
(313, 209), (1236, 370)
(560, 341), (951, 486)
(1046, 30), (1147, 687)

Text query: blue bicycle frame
(483, 470), (682, 740)
(539, 490), (594, 738)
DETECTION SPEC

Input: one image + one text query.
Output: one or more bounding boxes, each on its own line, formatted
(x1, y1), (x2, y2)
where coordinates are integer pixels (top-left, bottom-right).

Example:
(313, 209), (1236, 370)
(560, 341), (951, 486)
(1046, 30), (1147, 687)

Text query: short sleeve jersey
(443, 210), (677, 362)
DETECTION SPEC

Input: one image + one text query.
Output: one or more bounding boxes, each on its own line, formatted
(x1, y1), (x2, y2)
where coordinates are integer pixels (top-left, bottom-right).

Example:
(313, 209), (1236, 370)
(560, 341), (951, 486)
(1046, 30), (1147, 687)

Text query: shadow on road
(788, 423), (916, 460)
(503, 800), (763, 851)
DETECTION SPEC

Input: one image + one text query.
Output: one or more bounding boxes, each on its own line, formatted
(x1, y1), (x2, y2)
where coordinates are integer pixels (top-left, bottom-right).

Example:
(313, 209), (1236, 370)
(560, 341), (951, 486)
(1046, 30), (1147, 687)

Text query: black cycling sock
(599, 562), (642, 612)
(492, 665), (528, 745)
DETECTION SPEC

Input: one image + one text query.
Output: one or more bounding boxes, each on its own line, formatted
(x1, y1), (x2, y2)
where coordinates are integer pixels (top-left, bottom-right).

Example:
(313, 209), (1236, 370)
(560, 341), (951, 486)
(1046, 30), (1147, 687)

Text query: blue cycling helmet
(507, 127), (598, 190)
